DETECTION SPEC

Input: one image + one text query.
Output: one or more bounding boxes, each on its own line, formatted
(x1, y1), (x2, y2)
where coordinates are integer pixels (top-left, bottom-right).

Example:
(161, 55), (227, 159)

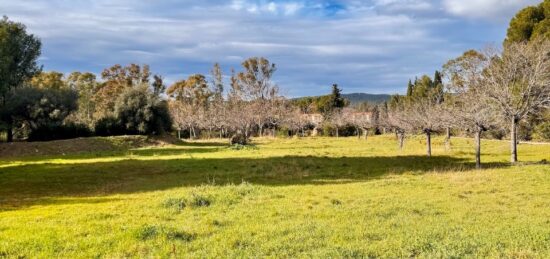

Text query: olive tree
(0, 16), (42, 141)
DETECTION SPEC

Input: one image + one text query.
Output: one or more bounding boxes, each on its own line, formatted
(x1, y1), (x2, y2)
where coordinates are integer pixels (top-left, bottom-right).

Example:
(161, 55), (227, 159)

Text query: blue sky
(0, 0), (540, 96)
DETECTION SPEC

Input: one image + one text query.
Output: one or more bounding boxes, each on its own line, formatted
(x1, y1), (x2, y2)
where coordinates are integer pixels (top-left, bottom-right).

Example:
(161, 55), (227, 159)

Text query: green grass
(0, 135), (549, 258)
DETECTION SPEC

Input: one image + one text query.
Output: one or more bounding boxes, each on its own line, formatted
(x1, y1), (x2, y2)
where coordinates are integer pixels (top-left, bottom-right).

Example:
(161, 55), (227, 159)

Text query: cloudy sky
(0, 0), (540, 96)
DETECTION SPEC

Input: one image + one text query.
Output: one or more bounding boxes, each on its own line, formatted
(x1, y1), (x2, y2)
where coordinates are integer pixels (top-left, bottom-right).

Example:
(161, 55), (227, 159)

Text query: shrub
(134, 225), (158, 240)
(28, 123), (93, 142)
(162, 198), (186, 212)
(230, 132), (248, 145)
(114, 87), (172, 135)
(533, 122), (550, 141)
(190, 193), (211, 207)
(94, 117), (126, 136)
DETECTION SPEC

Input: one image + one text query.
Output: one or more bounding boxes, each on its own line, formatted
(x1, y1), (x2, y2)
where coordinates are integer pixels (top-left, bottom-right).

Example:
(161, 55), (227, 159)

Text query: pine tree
(406, 80), (414, 96)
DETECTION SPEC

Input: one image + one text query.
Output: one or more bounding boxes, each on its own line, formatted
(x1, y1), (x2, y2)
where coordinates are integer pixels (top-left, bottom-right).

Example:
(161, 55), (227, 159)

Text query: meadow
(0, 135), (549, 258)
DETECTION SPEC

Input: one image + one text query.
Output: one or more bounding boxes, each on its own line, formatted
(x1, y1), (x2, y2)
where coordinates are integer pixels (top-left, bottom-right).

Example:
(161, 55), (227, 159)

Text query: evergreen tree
(406, 80), (414, 96)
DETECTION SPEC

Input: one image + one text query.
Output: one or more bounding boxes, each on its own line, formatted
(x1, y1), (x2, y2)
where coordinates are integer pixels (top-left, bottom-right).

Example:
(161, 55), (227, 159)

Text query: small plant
(134, 225), (158, 240)
(165, 229), (195, 242)
(190, 193), (211, 207)
(162, 198), (186, 212)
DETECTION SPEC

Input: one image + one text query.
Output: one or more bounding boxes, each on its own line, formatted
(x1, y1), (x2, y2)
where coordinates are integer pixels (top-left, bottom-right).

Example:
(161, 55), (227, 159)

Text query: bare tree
(444, 49), (497, 168)
(407, 97), (444, 157)
(482, 40), (550, 163)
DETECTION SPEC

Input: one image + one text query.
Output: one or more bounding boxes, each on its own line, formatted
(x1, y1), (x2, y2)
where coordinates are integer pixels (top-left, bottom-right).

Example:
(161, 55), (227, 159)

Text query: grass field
(0, 135), (549, 258)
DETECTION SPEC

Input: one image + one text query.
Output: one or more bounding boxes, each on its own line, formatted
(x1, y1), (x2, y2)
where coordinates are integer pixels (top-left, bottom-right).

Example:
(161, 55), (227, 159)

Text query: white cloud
(229, 0), (304, 16)
(373, 0), (433, 11)
(443, 0), (540, 21)
(0, 0), (510, 96)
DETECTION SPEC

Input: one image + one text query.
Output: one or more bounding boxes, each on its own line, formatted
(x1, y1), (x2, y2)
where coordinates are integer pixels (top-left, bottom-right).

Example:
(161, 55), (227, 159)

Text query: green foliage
(506, 1), (550, 43)
(0, 16), (42, 102)
(114, 86), (172, 135)
(1, 86), (78, 131)
(0, 16), (42, 141)
(533, 122), (550, 140)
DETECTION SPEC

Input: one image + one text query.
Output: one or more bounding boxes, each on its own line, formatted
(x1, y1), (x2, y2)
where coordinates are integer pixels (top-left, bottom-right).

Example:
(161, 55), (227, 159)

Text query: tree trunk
(178, 130), (181, 140)
(426, 130), (432, 157)
(357, 127), (361, 139)
(475, 129), (481, 169)
(6, 126), (13, 143)
(398, 132), (405, 150)
(511, 118), (518, 163)
(259, 125), (263, 138)
(365, 129), (368, 141)
(336, 127), (339, 138)
(445, 127), (451, 150)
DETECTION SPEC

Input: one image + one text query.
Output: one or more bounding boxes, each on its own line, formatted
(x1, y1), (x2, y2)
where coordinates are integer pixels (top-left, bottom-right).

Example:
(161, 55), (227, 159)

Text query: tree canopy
(506, 0), (550, 43)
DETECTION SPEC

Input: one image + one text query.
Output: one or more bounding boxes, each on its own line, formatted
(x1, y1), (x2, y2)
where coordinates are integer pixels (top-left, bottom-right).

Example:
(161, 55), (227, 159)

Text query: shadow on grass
(0, 155), (510, 210)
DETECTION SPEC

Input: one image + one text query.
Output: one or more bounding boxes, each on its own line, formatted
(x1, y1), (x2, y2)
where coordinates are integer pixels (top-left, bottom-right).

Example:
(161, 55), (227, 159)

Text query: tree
(406, 80), (414, 96)
(66, 72), (99, 126)
(407, 97), (443, 157)
(400, 73), (445, 157)
(1, 86), (78, 138)
(94, 64), (151, 118)
(0, 16), (42, 142)
(444, 50), (496, 168)
(482, 40), (550, 163)
(30, 71), (66, 89)
(114, 86), (172, 135)
(506, 1), (549, 43)
(211, 63), (224, 100)
(231, 57), (280, 138)
(151, 75), (165, 97)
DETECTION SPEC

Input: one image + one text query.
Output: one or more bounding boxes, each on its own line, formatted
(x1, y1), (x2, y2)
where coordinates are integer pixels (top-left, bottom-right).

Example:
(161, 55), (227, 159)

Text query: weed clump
(134, 225), (158, 240)
(190, 193), (212, 207)
(166, 229), (195, 242)
(162, 198), (187, 212)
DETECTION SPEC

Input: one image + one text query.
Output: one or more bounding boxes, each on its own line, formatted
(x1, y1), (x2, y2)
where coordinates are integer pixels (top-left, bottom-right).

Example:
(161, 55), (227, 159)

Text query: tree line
(1, 0), (549, 168)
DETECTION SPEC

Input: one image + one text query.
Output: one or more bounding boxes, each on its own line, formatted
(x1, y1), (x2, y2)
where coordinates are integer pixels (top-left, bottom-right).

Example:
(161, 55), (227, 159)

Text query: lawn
(0, 135), (549, 258)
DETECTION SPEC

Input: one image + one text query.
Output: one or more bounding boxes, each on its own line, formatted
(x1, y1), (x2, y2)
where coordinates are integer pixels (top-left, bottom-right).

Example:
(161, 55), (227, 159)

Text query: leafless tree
(481, 40), (550, 163)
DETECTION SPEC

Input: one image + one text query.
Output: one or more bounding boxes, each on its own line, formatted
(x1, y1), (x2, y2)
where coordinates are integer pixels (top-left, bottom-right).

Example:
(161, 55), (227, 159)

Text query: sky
(0, 0), (541, 97)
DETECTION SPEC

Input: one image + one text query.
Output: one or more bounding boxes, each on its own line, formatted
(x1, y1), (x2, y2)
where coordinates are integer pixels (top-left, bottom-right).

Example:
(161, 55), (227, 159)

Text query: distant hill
(342, 93), (392, 104)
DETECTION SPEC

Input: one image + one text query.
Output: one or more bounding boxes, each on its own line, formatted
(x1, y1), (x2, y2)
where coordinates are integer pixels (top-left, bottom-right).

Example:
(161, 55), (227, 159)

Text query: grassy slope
(0, 136), (549, 258)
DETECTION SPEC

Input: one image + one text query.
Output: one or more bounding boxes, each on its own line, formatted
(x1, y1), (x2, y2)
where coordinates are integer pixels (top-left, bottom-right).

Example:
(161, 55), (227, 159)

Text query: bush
(115, 87), (172, 135)
(28, 123), (93, 142)
(533, 122), (550, 141)
(94, 117), (126, 136)
(230, 132), (248, 145)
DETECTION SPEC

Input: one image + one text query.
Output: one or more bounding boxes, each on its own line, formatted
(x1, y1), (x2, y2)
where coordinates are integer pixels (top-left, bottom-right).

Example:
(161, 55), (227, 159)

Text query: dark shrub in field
(114, 87), (172, 135)
(230, 132), (248, 145)
(94, 117), (127, 136)
(190, 193), (211, 207)
(28, 123), (92, 142)
(534, 122), (550, 141)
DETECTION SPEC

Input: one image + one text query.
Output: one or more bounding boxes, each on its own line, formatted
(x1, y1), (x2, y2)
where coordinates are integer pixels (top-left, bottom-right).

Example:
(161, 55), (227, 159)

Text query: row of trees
(1, 7), (549, 168)
(381, 40), (550, 167)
